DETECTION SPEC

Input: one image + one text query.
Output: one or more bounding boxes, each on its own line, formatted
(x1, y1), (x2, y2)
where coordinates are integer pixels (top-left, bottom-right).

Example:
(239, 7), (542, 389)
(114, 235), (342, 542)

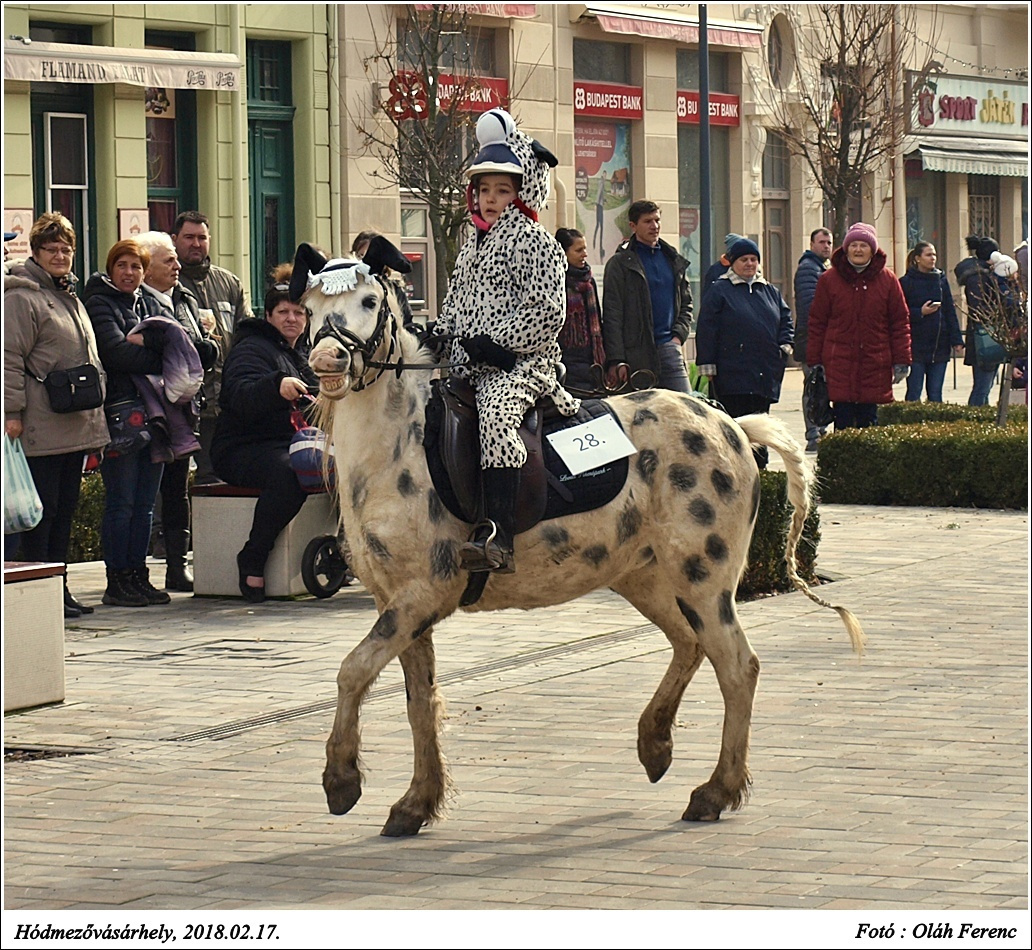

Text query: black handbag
(39, 363), (104, 413)
(803, 365), (835, 428)
(105, 396), (152, 457)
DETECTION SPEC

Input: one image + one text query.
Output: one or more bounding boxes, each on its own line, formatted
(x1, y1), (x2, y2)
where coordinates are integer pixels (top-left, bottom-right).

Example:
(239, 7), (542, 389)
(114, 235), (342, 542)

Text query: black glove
(460, 334), (517, 372)
(417, 327), (452, 360)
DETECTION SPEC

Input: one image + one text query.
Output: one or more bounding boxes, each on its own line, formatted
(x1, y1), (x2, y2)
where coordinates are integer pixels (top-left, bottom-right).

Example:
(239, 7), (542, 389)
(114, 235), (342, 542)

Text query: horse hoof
(682, 784), (724, 822)
(638, 735), (673, 783)
(380, 808), (425, 838)
(323, 767), (362, 816)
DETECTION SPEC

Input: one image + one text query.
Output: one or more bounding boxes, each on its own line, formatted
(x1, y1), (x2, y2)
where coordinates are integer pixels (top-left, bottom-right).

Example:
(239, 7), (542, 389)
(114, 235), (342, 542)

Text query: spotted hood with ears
(465, 108), (558, 217)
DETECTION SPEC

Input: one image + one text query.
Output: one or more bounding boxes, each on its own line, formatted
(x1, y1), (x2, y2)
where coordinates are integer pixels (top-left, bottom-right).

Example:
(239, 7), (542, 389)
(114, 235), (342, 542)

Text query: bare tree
(351, 5), (499, 302)
(757, 6), (936, 243)
(966, 278), (1027, 425)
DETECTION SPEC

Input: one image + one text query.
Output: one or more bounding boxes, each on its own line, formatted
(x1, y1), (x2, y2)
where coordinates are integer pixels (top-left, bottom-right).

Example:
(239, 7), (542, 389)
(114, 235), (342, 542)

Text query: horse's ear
(290, 242), (328, 302)
(363, 235), (412, 276)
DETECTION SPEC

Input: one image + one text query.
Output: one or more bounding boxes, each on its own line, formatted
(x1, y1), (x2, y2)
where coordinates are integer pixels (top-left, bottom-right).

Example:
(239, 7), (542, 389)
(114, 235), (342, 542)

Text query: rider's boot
(459, 467), (518, 574)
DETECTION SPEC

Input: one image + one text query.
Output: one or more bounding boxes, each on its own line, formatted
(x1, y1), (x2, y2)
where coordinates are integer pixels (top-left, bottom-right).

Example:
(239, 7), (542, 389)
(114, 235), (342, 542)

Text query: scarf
(560, 264), (605, 367)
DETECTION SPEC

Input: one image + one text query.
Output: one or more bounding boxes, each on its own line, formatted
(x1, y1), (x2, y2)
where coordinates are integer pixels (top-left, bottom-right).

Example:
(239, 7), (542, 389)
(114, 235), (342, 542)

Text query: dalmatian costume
(436, 109), (580, 469)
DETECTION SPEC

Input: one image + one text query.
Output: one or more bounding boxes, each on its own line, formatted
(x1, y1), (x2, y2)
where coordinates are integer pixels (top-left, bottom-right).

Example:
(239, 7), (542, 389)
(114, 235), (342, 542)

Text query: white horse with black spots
(304, 255), (864, 837)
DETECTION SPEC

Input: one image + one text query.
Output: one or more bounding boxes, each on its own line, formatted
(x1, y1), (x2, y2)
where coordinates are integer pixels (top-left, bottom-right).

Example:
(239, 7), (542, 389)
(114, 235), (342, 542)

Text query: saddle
(423, 377), (629, 534)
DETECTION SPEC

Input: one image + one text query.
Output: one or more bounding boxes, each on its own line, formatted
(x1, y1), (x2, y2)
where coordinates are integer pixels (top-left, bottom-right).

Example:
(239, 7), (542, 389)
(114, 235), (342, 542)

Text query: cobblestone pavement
(4, 368), (1028, 914)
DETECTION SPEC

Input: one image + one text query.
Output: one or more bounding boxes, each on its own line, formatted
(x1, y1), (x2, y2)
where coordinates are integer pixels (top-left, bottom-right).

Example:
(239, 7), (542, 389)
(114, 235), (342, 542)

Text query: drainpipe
(328, 6), (342, 252)
(230, 5), (247, 283)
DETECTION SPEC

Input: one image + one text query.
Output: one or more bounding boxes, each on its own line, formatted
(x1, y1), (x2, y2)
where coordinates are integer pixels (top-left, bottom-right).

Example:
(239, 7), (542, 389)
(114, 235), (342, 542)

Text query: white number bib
(545, 415), (637, 476)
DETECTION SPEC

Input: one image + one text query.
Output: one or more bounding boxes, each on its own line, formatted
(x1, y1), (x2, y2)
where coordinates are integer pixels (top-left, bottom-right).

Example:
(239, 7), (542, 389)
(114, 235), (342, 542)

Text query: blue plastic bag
(4, 434), (44, 534)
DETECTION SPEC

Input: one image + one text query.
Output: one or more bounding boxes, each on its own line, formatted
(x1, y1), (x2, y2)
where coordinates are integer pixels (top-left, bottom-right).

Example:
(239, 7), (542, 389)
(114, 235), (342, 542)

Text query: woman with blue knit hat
(695, 237), (794, 467)
(433, 108), (579, 573)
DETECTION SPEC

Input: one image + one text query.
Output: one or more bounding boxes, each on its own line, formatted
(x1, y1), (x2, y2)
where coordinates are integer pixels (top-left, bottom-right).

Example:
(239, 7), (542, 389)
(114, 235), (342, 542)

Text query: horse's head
(294, 241), (406, 399)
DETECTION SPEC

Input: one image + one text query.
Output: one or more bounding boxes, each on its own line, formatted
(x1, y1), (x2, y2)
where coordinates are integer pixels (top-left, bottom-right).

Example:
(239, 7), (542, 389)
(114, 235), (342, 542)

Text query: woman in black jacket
(898, 242), (963, 402)
(83, 239), (171, 608)
(211, 277), (319, 602)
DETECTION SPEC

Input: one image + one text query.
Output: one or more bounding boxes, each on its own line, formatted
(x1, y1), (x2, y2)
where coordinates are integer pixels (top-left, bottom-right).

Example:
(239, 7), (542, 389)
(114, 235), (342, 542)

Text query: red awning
(579, 5), (763, 49)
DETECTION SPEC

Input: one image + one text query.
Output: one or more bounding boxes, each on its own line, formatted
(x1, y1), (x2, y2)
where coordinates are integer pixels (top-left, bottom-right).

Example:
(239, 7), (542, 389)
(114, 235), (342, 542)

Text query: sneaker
(64, 587), (94, 615)
(129, 566), (171, 605)
(805, 439), (819, 453)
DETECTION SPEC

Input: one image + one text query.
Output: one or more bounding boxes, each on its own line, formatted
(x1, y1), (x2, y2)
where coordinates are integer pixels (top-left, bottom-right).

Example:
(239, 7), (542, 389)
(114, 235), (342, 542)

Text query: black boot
(102, 568), (149, 607)
(129, 565), (171, 605)
(164, 529), (194, 592)
(64, 584), (94, 616)
(459, 468), (519, 574)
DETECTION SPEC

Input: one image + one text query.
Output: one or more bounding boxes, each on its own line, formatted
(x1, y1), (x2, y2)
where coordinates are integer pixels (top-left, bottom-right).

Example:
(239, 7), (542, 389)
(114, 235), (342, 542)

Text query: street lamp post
(699, 4), (712, 280)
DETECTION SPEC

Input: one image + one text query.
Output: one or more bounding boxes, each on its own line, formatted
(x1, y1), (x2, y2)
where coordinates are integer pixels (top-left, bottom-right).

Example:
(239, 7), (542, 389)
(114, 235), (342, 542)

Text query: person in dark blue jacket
(793, 227), (833, 449)
(898, 242), (963, 402)
(695, 238), (794, 468)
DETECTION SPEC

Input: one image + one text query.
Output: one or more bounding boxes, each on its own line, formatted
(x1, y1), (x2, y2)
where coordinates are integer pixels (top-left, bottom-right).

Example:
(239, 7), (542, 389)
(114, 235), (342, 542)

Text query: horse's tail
(735, 414), (866, 657)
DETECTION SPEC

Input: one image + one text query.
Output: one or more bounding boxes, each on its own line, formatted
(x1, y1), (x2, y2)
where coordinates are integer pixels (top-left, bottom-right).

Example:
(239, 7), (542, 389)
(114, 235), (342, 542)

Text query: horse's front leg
(381, 630), (449, 837)
(323, 593), (443, 817)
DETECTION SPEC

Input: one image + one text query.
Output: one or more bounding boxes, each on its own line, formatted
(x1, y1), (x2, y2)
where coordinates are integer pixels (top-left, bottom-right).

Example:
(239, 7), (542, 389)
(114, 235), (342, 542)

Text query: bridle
(311, 274), (455, 391)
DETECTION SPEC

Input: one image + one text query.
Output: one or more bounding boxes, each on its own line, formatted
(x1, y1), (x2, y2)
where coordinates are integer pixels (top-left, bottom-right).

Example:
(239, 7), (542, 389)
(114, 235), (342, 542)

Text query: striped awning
(906, 136), (1029, 177)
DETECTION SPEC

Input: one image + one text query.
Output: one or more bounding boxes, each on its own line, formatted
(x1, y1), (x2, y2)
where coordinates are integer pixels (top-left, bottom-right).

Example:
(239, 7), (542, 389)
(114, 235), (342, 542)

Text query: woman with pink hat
(806, 223), (911, 428)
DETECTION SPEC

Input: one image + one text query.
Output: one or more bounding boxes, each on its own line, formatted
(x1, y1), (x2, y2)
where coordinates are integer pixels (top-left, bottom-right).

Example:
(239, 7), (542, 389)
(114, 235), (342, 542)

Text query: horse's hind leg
(382, 630), (449, 837)
(612, 574), (705, 784)
(323, 592), (445, 818)
(675, 588), (760, 822)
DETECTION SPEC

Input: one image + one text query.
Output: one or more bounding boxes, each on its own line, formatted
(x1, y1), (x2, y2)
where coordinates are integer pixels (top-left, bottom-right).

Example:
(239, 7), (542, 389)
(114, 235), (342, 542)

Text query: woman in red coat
(806, 223), (911, 429)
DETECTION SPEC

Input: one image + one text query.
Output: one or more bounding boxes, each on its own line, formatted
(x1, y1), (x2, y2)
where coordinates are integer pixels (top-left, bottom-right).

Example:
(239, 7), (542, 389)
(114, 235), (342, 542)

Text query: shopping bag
(4, 434), (44, 534)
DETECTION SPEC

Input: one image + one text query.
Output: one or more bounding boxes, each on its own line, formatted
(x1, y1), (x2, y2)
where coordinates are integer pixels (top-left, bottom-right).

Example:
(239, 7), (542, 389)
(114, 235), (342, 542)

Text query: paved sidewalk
(4, 495), (1027, 911)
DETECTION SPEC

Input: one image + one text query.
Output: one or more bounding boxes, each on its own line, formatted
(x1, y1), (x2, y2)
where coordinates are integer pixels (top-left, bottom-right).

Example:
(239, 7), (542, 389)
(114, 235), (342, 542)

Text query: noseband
(312, 276), (399, 391)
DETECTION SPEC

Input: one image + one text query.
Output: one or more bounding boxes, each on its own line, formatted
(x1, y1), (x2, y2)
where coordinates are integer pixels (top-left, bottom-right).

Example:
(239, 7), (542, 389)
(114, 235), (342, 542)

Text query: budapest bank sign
(574, 80), (643, 120)
(677, 91), (741, 127)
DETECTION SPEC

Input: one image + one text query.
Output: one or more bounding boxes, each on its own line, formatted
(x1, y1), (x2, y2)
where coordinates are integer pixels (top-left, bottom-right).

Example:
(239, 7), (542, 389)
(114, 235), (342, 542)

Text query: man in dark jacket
(171, 210), (253, 483)
(793, 227), (833, 450)
(602, 200), (693, 392)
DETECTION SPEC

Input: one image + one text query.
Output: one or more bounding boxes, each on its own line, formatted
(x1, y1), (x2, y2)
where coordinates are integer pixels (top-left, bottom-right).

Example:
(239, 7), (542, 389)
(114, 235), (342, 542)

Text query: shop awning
(906, 136), (1029, 177)
(571, 3), (763, 48)
(4, 39), (242, 91)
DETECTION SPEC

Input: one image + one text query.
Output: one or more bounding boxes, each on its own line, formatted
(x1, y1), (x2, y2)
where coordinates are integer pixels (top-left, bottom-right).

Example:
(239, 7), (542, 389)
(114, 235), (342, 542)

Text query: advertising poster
(574, 120), (631, 272)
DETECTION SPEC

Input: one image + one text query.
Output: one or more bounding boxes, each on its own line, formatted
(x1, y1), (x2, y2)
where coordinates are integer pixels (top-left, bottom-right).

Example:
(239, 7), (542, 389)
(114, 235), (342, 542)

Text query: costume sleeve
(488, 228), (567, 356)
(218, 339), (289, 421)
(805, 274), (831, 366)
(601, 257), (626, 365)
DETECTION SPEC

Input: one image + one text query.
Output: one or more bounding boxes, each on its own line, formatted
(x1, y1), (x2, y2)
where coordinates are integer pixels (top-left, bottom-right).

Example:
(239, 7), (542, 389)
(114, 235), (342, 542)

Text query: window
(676, 50), (730, 91)
(762, 132), (791, 195)
(398, 20), (496, 74)
(573, 39), (630, 84)
(767, 15), (794, 89)
(968, 175), (1000, 241)
(145, 31), (197, 233)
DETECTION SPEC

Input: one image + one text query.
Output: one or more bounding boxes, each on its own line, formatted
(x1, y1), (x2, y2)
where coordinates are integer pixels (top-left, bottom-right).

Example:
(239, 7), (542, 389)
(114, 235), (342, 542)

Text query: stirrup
(458, 520), (514, 574)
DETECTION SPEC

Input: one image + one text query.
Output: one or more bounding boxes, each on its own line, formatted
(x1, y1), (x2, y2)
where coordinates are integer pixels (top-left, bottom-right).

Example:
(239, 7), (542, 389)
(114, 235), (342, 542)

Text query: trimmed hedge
(65, 466), (820, 598)
(818, 421), (1028, 509)
(877, 401), (1027, 427)
(739, 469), (820, 599)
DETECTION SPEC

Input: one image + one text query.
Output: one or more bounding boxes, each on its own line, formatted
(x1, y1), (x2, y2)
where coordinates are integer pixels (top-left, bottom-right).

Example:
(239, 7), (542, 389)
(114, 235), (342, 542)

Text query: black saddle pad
(423, 393), (629, 531)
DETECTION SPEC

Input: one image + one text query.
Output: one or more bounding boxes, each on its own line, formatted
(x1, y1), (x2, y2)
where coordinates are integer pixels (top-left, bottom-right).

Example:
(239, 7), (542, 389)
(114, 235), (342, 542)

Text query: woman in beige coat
(4, 213), (110, 617)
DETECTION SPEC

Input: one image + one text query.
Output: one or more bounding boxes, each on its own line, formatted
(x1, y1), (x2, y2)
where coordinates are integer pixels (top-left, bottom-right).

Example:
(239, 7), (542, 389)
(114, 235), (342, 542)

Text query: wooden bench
(190, 484), (337, 598)
(4, 561), (65, 711)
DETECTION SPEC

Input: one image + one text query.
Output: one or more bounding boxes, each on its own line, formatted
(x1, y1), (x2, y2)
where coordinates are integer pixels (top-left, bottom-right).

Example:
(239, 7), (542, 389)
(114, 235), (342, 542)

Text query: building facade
(4, 3), (1028, 321)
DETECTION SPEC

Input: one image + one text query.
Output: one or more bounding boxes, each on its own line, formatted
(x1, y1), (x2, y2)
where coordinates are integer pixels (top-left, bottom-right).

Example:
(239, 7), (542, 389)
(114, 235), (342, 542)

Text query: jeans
(968, 365), (999, 406)
(832, 402), (878, 429)
(656, 340), (691, 393)
(18, 452), (84, 564)
(906, 361), (949, 402)
(214, 441), (308, 576)
(100, 450), (164, 570)
(800, 363), (828, 442)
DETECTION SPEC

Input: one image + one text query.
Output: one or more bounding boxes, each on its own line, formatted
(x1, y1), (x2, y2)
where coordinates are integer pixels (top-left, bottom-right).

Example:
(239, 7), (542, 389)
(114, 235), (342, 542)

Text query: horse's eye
(362, 294), (378, 310)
